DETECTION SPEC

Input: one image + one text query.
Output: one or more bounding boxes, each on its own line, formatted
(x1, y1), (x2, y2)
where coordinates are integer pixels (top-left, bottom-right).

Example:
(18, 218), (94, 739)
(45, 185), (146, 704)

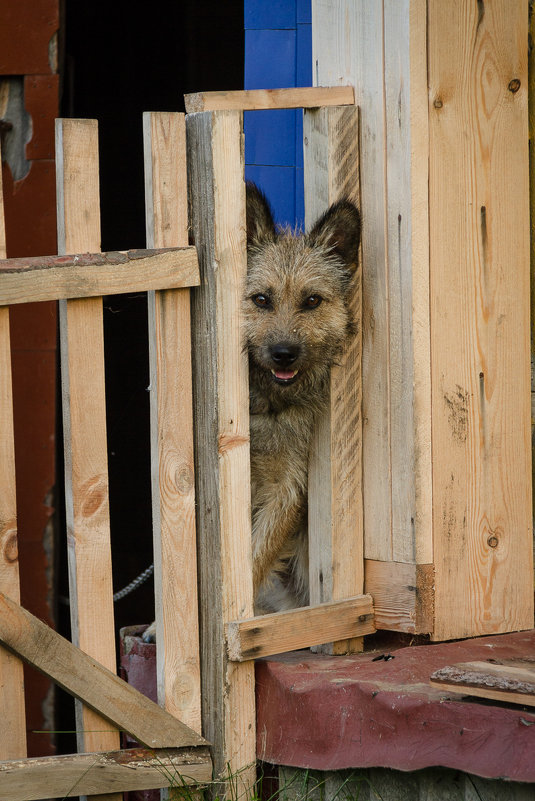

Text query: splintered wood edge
(226, 595), (375, 661)
(0, 247), (200, 305)
(0, 747), (213, 801)
(185, 86), (355, 112)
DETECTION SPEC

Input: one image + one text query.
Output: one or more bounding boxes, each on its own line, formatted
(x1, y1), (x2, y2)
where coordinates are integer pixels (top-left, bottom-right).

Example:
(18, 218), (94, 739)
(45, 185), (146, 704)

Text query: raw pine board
(143, 111), (202, 732)
(428, 2), (533, 638)
(187, 110), (255, 785)
(0, 159), (26, 760)
(184, 86), (354, 112)
(304, 105), (364, 654)
(56, 118), (120, 758)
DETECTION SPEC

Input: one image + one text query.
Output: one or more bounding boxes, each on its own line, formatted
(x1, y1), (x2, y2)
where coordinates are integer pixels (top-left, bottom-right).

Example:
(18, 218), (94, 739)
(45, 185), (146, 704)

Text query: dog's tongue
(274, 369), (296, 380)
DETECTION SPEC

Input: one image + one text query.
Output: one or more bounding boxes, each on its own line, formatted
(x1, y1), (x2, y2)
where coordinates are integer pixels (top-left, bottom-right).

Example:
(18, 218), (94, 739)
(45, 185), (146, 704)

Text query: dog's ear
(246, 182), (276, 247)
(307, 200), (361, 271)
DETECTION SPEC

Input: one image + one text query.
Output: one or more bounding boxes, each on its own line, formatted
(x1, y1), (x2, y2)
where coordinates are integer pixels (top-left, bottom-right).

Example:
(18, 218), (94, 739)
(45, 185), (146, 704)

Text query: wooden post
(304, 105), (364, 654)
(312, 0), (533, 639)
(56, 120), (121, 772)
(0, 152), (27, 761)
(186, 110), (256, 786)
(143, 111), (202, 733)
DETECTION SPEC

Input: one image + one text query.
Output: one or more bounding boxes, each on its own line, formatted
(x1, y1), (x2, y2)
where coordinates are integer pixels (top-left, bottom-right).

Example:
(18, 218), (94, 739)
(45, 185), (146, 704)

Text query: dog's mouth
(270, 368), (300, 385)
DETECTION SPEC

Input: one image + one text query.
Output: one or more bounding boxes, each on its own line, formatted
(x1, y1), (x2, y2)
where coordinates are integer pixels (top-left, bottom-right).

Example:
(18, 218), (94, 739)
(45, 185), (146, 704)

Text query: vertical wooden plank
(143, 112), (201, 733)
(384, 0), (432, 564)
(0, 155), (27, 760)
(304, 105), (364, 654)
(186, 110), (256, 786)
(312, 0), (392, 561)
(56, 119), (121, 764)
(429, 2), (533, 638)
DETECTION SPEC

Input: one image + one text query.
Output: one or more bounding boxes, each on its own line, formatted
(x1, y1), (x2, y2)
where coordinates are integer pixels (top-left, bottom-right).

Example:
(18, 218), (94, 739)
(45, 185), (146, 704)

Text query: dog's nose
(270, 343), (300, 366)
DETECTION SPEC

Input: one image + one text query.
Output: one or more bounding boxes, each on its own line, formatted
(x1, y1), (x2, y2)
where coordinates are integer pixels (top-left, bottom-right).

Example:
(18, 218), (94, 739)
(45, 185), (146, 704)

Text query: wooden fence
(0, 92), (375, 798)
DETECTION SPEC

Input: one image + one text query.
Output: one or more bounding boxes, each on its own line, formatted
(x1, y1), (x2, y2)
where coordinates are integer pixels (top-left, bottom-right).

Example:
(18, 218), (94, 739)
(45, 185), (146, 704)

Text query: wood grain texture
(313, 0), (392, 563)
(384, 0), (432, 564)
(187, 110), (256, 784)
(143, 112), (201, 733)
(0, 145), (26, 761)
(0, 591), (207, 748)
(0, 247), (199, 304)
(430, 661), (535, 706)
(304, 105), (364, 654)
(364, 559), (434, 634)
(56, 118), (120, 756)
(428, 2), (533, 639)
(227, 595), (375, 661)
(0, 306), (27, 760)
(0, 747), (212, 801)
(184, 86), (354, 113)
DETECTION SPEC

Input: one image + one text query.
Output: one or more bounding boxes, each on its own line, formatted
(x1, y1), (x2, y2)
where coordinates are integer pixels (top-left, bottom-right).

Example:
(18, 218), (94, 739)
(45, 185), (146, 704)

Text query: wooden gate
(0, 94), (375, 798)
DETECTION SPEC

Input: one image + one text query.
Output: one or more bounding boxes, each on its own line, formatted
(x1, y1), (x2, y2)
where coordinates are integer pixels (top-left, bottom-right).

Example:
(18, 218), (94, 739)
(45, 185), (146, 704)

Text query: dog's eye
(303, 295), (322, 309)
(252, 293), (271, 308)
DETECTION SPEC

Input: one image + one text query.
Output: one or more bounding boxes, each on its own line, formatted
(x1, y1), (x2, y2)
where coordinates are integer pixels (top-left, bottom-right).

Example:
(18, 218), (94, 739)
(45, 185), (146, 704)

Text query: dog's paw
(142, 621), (156, 643)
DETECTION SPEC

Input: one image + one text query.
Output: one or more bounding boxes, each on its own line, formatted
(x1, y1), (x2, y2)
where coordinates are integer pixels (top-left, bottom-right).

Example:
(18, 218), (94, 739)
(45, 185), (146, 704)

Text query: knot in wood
(80, 476), (107, 517)
(508, 78), (521, 93)
(175, 464), (194, 495)
(433, 98), (443, 109)
(487, 535), (499, 548)
(2, 527), (18, 563)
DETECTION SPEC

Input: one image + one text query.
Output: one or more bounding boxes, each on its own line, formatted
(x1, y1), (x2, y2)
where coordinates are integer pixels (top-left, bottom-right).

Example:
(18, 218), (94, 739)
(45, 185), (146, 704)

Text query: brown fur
(245, 183), (361, 613)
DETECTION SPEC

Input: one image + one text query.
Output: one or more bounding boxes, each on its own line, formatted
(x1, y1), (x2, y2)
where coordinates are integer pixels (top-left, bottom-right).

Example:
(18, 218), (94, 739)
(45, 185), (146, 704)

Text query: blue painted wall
(244, 0), (312, 229)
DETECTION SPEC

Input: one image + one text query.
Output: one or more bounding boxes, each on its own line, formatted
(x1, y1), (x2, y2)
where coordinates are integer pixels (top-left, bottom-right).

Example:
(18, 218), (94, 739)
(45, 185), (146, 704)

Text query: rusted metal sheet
(255, 630), (535, 782)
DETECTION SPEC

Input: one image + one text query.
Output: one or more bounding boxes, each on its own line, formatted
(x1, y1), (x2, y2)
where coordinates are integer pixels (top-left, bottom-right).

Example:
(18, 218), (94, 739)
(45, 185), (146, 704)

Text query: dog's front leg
(251, 484), (306, 595)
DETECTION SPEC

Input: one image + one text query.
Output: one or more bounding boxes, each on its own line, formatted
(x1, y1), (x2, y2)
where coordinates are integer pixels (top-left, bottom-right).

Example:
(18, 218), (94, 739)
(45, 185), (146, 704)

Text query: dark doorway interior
(56, 0), (243, 753)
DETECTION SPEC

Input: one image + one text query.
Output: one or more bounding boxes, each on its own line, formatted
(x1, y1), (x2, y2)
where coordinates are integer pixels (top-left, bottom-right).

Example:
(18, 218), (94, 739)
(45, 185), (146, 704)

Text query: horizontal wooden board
(0, 746), (212, 800)
(185, 86), (354, 112)
(430, 660), (535, 706)
(226, 595), (375, 661)
(0, 592), (206, 748)
(0, 247), (199, 305)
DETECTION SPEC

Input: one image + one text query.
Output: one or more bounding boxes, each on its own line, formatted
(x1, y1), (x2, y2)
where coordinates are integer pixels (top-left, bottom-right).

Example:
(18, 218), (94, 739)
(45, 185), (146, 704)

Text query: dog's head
(244, 182), (361, 407)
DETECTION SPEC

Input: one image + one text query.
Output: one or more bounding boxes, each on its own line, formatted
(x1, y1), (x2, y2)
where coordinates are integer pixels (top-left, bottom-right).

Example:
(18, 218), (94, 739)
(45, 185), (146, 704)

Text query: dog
(143, 183), (360, 640)
(245, 183), (360, 613)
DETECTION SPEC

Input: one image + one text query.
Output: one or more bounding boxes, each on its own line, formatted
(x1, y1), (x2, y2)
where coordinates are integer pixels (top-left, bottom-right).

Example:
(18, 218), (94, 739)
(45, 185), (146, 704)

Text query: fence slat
(0, 146), (27, 761)
(56, 118), (120, 762)
(0, 247), (199, 305)
(0, 591), (207, 749)
(184, 85), (355, 112)
(227, 595), (375, 661)
(143, 111), (202, 733)
(0, 746), (212, 801)
(304, 105), (364, 654)
(186, 110), (256, 786)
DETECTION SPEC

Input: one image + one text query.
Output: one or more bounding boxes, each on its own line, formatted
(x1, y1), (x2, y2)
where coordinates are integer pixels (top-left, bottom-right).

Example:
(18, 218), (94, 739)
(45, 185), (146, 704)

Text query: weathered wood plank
(143, 111), (201, 733)
(186, 110), (256, 784)
(0, 591), (207, 748)
(0, 746), (212, 800)
(0, 247), (199, 305)
(364, 559), (434, 634)
(384, 0), (432, 564)
(0, 155), (26, 759)
(56, 117), (120, 758)
(430, 661), (535, 706)
(227, 595), (375, 661)
(304, 105), (364, 655)
(428, 1), (533, 638)
(184, 86), (354, 113)
(313, 1), (392, 563)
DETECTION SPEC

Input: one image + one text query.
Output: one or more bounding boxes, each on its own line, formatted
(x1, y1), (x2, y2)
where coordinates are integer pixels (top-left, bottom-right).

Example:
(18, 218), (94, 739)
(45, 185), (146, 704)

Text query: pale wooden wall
(312, 0), (533, 639)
